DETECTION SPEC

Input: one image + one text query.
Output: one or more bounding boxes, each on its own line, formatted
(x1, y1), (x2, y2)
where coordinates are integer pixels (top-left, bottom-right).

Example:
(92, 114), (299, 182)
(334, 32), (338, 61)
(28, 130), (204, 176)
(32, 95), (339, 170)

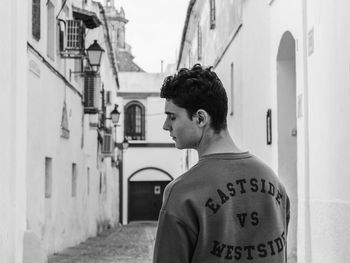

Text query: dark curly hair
(160, 64), (228, 133)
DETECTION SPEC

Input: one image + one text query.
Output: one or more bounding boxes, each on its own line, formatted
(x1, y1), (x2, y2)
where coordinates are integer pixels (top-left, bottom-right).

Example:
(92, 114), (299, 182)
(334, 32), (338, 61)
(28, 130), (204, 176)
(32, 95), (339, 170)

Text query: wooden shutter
(106, 91), (112, 105)
(84, 72), (101, 114)
(102, 133), (113, 154)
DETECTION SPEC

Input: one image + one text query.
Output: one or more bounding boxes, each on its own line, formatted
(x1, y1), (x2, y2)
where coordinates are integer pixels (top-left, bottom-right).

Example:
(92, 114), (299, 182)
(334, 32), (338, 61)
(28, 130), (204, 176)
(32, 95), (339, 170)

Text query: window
(84, 72), (101, 114)
(197, 23), (202, 60)
(230, 63), (234, 116)
(47, 1), (55, 59)
(66, 20), (84, 51)
(72, 163), (77, 197)
(32, 0), (41, 40)
(106, 91), (112, 105)
(45, 157), (52, 198)
(87, 167), (90, 195)
(209, 0), (216, 29)
(58, 21), (65, 52)
(124, 102), (145, 140)
(102, 131), (113, 154)
(99, 172), (103, 194)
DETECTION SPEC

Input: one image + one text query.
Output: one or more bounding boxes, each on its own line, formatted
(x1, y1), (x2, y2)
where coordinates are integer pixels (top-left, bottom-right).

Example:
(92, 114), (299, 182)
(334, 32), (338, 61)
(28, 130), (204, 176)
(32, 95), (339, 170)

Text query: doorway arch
(128, 167), (172, 222)
(276, 31), (298, 263)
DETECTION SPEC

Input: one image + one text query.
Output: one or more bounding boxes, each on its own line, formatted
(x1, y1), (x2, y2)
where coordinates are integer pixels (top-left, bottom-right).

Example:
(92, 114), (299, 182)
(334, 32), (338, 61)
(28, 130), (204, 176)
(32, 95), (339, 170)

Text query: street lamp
(109, 104), (120, 125)
(86, 39), (105, 68)
(122, 137), (129, 151)
(70, 39), (105, 80)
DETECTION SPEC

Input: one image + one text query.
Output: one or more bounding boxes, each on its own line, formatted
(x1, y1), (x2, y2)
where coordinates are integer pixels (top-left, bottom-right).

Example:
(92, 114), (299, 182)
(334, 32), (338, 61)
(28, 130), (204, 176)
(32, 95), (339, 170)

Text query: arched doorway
(277, 31), (298, 263)
(128, 167), (172, 222)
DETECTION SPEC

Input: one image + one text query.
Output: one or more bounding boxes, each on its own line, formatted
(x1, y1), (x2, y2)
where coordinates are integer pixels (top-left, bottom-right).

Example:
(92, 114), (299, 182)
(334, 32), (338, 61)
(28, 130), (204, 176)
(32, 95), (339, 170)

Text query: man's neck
(196, 128), (243, 158)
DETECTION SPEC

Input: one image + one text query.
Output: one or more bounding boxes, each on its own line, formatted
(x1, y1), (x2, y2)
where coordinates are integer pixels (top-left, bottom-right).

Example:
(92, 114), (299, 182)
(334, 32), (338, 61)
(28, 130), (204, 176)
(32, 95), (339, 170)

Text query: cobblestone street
(48, 222), (157, 263)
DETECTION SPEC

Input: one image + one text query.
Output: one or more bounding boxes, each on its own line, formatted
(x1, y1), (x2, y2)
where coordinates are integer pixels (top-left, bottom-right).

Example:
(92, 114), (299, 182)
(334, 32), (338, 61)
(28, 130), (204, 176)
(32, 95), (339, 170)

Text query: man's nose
(163, 119), (170, 131)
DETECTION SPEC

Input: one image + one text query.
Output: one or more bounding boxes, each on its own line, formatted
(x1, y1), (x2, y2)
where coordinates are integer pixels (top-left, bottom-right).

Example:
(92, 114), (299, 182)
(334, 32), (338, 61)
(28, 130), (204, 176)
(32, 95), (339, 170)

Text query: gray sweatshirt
(153, 152), (290, 263)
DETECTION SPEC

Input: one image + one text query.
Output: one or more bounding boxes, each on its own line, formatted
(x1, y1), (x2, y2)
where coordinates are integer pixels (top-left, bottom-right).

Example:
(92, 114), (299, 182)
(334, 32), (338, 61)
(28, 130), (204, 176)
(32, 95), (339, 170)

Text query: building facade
(24, 0), (121, 261)
(116, 72), (182, 225)
(0, 0), (28, 262)
(178, 0), (350, 262)
(103, 3), (182, 225)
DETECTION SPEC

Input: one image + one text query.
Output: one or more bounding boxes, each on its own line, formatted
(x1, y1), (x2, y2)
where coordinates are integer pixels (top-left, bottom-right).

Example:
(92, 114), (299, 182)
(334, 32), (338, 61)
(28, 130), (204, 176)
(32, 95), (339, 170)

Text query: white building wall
(306, 1), (350, 262)
(178, 0), (350, 262)
(25, 0), (120, 259)
(0, 0), (28, 262)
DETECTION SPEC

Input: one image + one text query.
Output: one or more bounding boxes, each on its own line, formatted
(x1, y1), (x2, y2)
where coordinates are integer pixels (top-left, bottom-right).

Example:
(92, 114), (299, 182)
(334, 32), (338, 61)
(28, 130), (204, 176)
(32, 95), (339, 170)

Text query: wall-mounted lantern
(109, 104), (120, 125)
(122, 137), (129, 151)
(70, 39), (104, 80)
(86, 40), (105, 68)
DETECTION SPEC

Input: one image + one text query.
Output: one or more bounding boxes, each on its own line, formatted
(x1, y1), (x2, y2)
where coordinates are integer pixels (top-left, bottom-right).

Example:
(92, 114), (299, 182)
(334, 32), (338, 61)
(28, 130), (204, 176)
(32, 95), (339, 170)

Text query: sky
(107, 0), (189, 73)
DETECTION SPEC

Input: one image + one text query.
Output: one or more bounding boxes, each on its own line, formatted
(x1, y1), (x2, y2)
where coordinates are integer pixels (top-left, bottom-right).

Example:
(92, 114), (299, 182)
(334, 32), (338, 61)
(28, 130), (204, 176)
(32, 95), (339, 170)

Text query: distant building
(178, 0), (350, 263)
(104, 2), (144, 72)
(105, 4), (182, 225)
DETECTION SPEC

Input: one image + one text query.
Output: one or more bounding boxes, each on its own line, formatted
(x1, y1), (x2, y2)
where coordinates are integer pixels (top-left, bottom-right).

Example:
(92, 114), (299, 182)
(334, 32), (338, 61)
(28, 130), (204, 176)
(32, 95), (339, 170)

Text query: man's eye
(170, 115), (176, 121)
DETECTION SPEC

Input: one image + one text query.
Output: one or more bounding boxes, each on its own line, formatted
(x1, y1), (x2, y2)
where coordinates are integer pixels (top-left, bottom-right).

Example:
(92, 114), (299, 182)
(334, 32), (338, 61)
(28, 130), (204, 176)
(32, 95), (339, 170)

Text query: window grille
(66, 20), (84, 51)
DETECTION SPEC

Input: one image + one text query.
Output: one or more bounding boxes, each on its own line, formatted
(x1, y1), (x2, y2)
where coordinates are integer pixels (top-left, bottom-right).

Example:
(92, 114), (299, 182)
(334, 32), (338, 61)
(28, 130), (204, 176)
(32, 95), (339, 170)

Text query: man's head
(161, 64), (228, 133)
(161, 64), (228, 149)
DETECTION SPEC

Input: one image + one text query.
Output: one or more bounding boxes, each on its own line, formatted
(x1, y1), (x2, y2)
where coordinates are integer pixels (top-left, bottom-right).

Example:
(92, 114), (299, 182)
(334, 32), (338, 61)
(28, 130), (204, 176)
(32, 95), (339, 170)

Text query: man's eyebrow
(165, 111), (174, 115)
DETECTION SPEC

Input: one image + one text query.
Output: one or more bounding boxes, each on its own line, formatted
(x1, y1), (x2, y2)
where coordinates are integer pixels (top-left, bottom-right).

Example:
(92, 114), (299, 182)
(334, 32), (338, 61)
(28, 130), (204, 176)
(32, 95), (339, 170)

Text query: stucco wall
(307, 0), (350, 262)
(0, 0), (28, 262)
(25, 0), (120, 256)
(176, 0), (350, 262)
(27, 51), (119, 254)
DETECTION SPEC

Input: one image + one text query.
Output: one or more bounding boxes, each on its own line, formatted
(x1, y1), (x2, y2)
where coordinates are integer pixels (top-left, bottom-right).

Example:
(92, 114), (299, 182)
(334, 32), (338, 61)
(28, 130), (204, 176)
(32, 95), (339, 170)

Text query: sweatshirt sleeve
(153, 210), (197, 263)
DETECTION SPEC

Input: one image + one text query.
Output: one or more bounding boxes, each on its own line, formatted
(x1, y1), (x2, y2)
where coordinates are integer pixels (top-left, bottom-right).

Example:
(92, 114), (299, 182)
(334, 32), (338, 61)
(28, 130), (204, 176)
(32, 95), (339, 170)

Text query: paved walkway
(48, 221), (157, 263)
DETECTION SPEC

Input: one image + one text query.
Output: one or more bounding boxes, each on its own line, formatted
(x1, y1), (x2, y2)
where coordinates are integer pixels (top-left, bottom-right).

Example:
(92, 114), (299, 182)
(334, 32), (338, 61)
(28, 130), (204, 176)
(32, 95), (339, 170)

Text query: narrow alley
(48, 222), (157, 263)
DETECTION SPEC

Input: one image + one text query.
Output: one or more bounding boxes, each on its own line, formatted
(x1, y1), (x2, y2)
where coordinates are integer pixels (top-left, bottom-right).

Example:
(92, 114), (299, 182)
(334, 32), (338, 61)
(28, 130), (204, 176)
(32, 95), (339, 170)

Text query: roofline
(177, 0), (197, 70)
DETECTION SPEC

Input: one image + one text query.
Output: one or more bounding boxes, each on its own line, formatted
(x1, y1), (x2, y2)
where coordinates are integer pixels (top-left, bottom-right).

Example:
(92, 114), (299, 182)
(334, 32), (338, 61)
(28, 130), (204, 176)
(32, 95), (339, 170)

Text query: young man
(153, 64), (290, 263)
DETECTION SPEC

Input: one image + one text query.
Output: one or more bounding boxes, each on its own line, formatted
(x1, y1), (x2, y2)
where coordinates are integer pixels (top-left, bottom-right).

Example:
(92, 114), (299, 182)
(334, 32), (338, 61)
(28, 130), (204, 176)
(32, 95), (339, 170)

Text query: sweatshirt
(153, 152), (290, 263)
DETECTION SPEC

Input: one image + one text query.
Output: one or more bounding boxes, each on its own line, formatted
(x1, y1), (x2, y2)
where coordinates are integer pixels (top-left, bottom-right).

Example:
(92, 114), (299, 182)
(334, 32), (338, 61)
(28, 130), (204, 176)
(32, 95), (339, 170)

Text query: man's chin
(174, 142), (184, 149)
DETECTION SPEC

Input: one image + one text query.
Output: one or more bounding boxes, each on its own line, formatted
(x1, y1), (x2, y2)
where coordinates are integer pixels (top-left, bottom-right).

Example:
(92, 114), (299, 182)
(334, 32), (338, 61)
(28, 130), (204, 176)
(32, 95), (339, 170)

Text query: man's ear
(195, 110), (209, 127)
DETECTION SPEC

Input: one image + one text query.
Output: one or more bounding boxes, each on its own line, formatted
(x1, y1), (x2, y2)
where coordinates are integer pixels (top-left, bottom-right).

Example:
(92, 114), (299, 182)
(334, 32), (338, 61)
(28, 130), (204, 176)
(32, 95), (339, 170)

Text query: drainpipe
(302, 0), (312, 262)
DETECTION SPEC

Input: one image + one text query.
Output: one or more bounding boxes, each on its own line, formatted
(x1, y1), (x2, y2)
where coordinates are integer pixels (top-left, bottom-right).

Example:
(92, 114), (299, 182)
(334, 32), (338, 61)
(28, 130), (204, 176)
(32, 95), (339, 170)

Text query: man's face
(163, 99), (201, 149)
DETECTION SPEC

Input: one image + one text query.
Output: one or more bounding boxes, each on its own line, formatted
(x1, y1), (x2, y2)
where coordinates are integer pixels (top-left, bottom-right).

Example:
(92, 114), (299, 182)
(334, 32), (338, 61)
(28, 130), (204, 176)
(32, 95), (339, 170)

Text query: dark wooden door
(129, 181), (170, 222)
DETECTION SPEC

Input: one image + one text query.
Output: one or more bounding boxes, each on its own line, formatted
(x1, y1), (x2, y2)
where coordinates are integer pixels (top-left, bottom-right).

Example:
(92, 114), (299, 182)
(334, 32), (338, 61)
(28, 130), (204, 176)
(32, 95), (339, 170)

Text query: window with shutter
(102, 132), (113, 155)
(106, 91), (112, 105)
(32, 0), (41, 40)
(84, 72), (101, 114)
